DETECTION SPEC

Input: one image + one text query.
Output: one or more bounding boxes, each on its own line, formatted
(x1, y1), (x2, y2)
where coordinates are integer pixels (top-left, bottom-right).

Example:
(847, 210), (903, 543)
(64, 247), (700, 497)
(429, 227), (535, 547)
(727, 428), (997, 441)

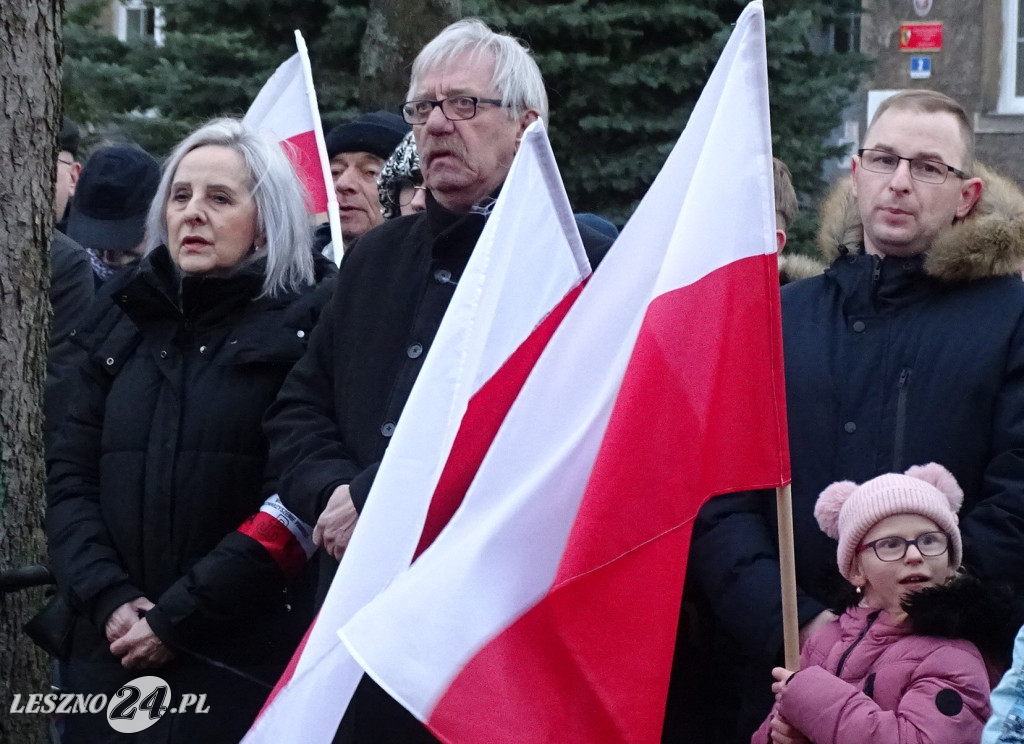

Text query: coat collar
(816, 164), (1024, 282)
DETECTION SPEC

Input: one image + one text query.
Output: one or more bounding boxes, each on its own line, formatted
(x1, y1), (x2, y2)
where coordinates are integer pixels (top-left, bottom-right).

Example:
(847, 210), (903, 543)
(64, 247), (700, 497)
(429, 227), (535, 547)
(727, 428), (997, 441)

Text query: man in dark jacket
(669, 89), (1024, 742)
(263, 18), (611, 743)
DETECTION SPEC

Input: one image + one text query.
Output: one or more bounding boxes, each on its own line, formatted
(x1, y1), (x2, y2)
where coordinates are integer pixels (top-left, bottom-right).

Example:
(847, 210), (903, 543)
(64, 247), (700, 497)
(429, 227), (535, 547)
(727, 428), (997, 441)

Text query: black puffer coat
(666, 166), (1024, 744)
(46, 246), (334, 744)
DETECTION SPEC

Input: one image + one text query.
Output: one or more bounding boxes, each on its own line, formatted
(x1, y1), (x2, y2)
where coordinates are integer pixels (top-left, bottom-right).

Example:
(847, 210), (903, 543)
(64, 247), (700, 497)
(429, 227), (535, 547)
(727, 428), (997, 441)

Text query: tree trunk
(0, 0), (62, 741)
(358, 0), (461, 110)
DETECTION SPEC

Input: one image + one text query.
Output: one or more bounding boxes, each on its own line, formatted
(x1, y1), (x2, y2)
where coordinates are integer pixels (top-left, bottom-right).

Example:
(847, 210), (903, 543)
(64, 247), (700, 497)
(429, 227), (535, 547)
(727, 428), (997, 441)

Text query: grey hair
(407, 18), (548, 124)
(145, 117), (314, 296)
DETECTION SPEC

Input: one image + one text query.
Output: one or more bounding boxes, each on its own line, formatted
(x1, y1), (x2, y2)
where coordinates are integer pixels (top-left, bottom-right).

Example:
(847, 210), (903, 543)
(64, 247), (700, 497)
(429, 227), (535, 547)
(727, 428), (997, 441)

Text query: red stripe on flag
(426, 254), (789, 744)
(283, 130), (328, 213)
(413, 281), (587, 559)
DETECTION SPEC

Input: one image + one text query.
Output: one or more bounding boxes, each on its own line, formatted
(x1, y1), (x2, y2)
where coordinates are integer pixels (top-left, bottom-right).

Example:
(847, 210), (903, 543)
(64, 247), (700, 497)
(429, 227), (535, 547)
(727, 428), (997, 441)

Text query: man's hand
(798, 609), (836, 649)
(313, 484), (359, 560)
(105, 597), (155, 644)
(109, 618), (173, 669)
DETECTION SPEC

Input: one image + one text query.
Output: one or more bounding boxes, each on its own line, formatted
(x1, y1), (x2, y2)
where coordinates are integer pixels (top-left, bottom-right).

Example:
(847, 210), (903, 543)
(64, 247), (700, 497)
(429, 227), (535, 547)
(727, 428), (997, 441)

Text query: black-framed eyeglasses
(400, 96), (506, 125)
(857, 531), (950, 562)
(57, 157), (75, 167)
(858, 149), (969, 184)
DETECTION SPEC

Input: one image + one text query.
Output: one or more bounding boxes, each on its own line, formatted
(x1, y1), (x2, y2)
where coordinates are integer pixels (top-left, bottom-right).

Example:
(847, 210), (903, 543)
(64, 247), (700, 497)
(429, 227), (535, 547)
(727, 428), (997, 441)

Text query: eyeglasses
(857, 149), (969, 184)
(57, 157), (75, 167)
(857, 531), (950, 562)
(400, 96), (506, 125)
(397, 184), (427, 206)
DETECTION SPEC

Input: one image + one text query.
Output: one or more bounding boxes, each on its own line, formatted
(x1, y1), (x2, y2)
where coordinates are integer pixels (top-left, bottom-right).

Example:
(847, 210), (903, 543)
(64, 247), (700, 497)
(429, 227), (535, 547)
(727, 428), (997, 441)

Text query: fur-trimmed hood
(904, 573), (1023, 672)
(778, 252), (826, 284)
(816, 164), (1024, 282)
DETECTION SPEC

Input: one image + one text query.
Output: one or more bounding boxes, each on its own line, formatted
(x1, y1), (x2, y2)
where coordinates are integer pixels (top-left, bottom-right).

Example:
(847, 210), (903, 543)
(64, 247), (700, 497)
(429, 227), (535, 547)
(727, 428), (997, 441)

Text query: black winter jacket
(46, 246), (334, 744)
(45, 230), (95, 448)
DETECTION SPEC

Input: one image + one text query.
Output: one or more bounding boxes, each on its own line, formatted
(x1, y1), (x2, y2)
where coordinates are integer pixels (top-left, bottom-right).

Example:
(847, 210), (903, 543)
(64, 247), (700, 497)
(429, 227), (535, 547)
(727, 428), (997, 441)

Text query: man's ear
(517, 110), (540, 135)
(955, 177), (983, 220)
(68, 161), (82, 193)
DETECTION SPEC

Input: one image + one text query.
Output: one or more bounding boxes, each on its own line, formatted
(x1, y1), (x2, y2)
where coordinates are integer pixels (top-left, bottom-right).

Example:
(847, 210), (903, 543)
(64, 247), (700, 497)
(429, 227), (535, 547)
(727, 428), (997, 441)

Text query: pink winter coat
(751, 606), (991, 744)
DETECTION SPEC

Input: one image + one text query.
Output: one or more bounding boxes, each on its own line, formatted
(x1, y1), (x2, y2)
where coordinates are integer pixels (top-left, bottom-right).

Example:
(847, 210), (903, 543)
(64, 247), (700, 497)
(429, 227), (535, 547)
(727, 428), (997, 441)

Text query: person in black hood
(46, 117), (335, 744)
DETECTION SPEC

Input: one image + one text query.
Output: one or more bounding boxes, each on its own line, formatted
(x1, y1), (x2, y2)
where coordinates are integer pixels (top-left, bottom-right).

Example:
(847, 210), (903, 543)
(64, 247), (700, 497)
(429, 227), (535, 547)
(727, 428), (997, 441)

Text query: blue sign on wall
(910, 56), (932, 79)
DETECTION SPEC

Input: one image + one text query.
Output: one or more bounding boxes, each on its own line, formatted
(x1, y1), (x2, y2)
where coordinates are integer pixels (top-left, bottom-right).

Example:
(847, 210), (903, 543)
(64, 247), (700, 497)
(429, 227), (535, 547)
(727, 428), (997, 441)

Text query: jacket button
(199, 345), (207, 353)
(852, 321), (865, 333)
(407, 343), (423, 359)
(434, 268), (452, 284)
(844, 421), (857, 434)
(105, 357), (115, 366)
(160, 350), (168, 359)
(381, 422), (396, 437)
(296, 330), (306, 339)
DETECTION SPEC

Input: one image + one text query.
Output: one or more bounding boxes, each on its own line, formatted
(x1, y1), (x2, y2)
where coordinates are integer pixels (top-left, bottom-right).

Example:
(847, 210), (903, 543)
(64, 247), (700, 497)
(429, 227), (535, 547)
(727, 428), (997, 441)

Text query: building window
(114, 1), (164, 46)
(808, 12), (861, 55)
(1000, 0), (1024, 113)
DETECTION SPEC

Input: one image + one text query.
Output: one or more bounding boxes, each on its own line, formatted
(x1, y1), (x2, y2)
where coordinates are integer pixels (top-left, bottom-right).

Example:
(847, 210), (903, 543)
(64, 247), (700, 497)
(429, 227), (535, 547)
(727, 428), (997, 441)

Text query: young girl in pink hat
(752, 463), (996, 744)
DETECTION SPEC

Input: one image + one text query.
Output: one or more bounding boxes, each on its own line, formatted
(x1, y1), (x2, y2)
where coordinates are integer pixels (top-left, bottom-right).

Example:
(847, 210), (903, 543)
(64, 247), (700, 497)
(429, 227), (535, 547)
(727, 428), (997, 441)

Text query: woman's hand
(105, 597), (155, 643)
(109, 617), (174, 669)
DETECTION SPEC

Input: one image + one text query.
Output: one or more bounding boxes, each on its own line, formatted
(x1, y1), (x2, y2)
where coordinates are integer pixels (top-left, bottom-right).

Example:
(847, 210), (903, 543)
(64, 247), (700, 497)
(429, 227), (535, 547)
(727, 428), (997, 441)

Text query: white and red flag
(338, 3), (789, 742)
(243, 31), (341, 252)
(243, 120), (594, 743)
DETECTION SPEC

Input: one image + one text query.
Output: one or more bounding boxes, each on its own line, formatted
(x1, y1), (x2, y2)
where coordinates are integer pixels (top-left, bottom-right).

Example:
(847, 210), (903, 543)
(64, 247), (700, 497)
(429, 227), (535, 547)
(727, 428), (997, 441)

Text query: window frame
(999, 0), (1024, 113)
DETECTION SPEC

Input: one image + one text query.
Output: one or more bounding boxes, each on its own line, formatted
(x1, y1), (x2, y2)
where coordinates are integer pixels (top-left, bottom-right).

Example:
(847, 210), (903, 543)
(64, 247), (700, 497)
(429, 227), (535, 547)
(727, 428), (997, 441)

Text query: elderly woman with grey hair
(46, 118), (334, 744)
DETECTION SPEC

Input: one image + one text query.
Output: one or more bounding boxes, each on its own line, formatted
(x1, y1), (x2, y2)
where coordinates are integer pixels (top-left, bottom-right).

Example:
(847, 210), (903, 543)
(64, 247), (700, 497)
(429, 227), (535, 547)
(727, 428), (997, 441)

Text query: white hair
(407, 18), (549, 124)
(145, 118), (314, 297)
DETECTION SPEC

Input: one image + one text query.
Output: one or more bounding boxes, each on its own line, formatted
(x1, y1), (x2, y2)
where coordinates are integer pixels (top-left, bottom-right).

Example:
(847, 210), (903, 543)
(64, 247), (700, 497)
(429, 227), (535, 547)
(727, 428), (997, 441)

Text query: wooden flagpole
(776, 483), (800, 669)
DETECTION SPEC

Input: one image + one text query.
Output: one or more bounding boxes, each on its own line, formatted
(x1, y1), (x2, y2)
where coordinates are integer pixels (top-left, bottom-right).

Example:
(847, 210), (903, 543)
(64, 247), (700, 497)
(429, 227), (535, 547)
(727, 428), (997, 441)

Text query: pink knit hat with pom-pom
(814, 463), (964, 581)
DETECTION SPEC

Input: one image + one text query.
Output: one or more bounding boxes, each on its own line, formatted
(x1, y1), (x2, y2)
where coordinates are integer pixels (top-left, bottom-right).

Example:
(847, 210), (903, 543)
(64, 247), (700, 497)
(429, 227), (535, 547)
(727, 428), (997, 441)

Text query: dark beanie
(324, 111), (410, 161)
(67, 144), (161, 253)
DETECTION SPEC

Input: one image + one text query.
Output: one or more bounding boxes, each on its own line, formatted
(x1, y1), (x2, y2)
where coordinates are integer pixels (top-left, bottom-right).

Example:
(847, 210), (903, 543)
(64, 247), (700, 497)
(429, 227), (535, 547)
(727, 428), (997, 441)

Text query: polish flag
(244, 31), (340, 248)
(339, 3), (789, 742)
(243, 120), (594, 743)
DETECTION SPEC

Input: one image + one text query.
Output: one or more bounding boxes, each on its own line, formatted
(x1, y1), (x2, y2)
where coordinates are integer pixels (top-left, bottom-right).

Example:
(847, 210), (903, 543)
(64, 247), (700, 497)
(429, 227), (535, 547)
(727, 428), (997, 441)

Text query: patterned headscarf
(377, 131), (423, 220)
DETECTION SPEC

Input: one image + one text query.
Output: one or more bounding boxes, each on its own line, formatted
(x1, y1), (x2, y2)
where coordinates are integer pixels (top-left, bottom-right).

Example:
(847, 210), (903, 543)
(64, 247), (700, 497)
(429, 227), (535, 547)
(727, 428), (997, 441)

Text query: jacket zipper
(835, 610), (881, 677)
(893, 367), (912, 471)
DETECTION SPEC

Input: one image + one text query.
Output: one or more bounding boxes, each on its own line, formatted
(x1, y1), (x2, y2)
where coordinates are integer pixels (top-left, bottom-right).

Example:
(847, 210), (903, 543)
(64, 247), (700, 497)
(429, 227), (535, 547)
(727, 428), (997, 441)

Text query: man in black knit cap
(315, 111), (409, 256)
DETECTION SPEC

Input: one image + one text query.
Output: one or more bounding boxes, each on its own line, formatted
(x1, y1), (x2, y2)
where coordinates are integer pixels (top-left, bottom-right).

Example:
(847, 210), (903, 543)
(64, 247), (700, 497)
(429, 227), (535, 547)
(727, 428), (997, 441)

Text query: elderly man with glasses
(668, 89), (1024, 743)
(262, 19), (612, 743)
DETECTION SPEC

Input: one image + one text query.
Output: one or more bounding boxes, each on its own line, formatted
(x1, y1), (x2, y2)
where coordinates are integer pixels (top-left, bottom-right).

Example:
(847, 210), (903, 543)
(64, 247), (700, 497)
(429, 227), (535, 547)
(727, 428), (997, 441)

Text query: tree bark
(0, 0), (61, 741)
(358, 0), (461, 111)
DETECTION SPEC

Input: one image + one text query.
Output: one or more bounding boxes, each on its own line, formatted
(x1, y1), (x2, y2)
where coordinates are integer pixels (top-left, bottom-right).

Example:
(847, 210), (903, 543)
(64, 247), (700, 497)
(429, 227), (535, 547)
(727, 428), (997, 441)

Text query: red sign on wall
(899, 22), (943, 52)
